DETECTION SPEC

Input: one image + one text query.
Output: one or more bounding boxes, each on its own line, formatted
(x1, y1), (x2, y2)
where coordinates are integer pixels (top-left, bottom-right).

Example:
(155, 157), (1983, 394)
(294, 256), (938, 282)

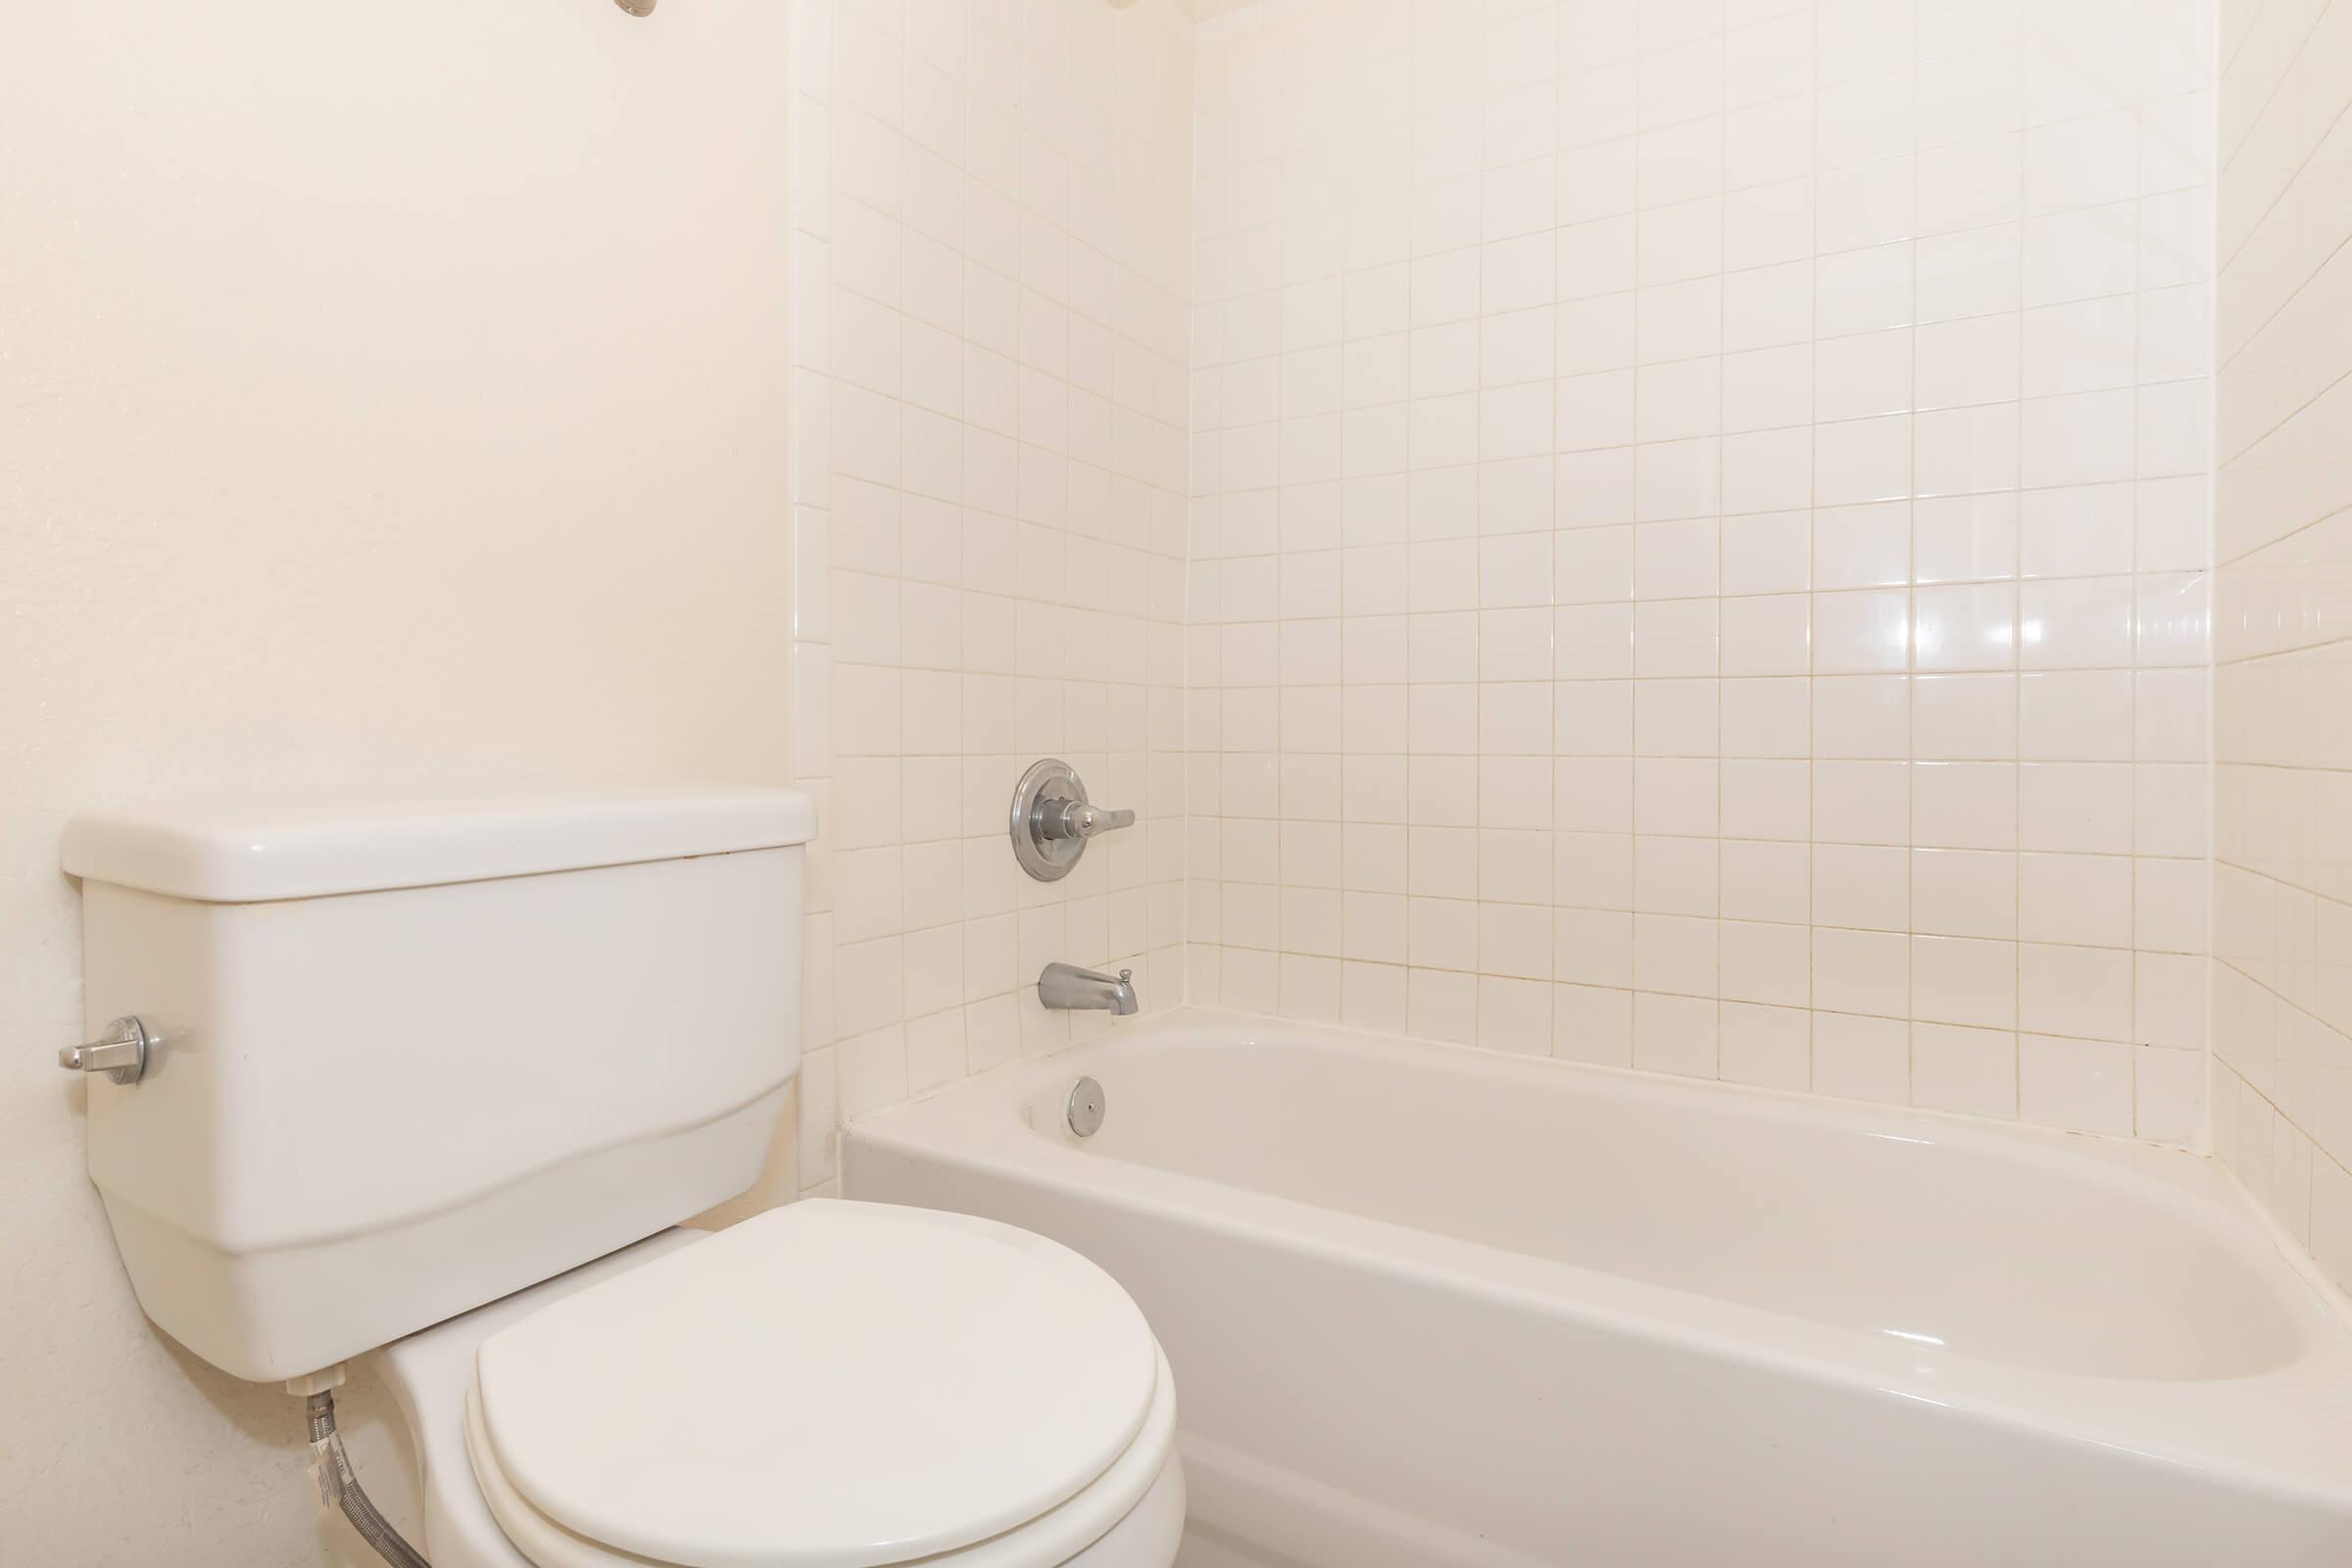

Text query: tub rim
(846, 1008), (2352, 1513)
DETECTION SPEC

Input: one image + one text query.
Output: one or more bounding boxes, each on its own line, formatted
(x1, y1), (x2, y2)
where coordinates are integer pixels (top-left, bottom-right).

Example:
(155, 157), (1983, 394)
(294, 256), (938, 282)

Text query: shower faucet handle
(1036, 800), (1135, 842)
(1009, 760), (1135, 882)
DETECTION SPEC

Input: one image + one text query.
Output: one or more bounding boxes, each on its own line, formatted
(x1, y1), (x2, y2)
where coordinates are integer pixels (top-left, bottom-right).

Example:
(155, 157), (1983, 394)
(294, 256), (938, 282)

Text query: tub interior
(1049, 1037), (2308, 1382)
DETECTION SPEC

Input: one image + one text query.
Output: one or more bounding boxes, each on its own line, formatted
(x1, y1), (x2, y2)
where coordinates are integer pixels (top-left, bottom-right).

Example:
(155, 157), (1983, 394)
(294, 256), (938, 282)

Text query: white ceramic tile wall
(1186, 0), (2217, 1139)
(2211, 0), (2352, 1290)
(784, 0), (1197, 1188)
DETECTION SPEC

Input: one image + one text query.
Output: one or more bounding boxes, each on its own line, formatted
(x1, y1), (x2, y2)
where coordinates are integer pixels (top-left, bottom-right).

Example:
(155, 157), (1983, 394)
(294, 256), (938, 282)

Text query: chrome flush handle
(59, 1016), (154, 1086)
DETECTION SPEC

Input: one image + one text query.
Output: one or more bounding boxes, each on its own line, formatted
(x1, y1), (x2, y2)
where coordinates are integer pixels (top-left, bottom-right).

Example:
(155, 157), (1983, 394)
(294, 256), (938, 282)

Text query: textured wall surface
(2211, 0), (2352, 1291)
(780, 0), (1199, 1186)
(0, 2), (795, 1561)
(1185, 0), (2218, 1140)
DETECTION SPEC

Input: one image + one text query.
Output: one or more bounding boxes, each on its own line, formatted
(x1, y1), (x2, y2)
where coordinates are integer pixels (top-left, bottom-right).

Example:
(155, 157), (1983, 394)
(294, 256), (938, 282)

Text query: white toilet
(60, 790), (1184, 1568)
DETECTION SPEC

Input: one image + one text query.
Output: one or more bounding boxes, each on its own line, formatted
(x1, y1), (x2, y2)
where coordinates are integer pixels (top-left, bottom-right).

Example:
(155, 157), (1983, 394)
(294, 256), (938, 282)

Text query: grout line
(2006, 28), (2029, 1124)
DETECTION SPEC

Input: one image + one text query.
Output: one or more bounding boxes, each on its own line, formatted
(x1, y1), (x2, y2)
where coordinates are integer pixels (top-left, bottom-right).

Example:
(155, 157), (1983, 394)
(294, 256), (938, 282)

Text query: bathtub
(844, 1012), (2352, 1567)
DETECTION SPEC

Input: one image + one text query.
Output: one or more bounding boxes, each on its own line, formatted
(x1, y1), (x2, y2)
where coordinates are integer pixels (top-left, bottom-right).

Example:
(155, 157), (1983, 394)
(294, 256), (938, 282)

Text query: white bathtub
(845, 1012), (2352, 1567)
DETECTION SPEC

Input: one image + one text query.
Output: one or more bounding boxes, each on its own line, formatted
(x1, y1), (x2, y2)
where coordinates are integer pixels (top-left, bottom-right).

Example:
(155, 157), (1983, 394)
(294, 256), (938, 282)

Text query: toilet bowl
(378, 1201), (1186, 1568)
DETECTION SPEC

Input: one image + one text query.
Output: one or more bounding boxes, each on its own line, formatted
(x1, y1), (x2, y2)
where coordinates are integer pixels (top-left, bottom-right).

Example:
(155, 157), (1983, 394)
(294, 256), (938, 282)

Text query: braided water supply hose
(305, 1389), (432, 1568)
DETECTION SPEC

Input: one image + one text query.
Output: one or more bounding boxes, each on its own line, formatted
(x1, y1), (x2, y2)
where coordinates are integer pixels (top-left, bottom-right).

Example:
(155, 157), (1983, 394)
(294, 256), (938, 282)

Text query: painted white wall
(0, 2), (793, 1561)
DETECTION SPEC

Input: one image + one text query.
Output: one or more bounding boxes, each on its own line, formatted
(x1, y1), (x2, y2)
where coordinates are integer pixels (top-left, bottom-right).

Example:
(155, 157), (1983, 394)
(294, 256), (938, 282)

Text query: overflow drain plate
(1066, 1077), (1105, 1138)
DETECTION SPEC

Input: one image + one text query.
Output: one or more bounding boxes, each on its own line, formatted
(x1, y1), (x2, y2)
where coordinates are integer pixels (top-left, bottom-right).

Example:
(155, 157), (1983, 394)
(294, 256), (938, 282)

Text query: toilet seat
(466, 1342), (1179, 1568)
(465, 1200), (1173, 1568)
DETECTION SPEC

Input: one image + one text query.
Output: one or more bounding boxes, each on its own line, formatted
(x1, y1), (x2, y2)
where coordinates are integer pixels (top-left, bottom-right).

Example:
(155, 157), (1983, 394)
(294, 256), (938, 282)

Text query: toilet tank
(62, 789), (814, 1383)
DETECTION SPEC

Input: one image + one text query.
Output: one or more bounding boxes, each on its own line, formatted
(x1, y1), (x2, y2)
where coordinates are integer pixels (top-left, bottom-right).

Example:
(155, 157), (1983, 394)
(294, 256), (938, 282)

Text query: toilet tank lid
(63, 788), (817, 903)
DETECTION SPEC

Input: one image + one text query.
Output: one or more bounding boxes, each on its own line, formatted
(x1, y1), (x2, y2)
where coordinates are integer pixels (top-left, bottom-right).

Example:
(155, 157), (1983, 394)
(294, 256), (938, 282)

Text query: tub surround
(1183, 0), (2219, 1143)
(785, 0), (2252, 1174)
(2210, 0), (2352, 1281)
(783, 0), (1199, 1198)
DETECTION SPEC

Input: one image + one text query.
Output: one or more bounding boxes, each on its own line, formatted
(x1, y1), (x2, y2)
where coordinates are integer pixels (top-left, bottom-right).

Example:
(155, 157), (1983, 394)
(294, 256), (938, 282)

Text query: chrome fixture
(1039, 962), (1138, 1016)
(1009, 760), (1135, 882)
(614, 0), (657, 14)
(1066, 1076), (1107, 1138)
(58, 1015), (153, 1086)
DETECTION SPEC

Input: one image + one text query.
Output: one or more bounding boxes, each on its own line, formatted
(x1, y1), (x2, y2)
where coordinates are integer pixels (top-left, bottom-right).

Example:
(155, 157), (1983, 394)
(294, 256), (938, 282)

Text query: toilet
(60, 790), (1183, 1568)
